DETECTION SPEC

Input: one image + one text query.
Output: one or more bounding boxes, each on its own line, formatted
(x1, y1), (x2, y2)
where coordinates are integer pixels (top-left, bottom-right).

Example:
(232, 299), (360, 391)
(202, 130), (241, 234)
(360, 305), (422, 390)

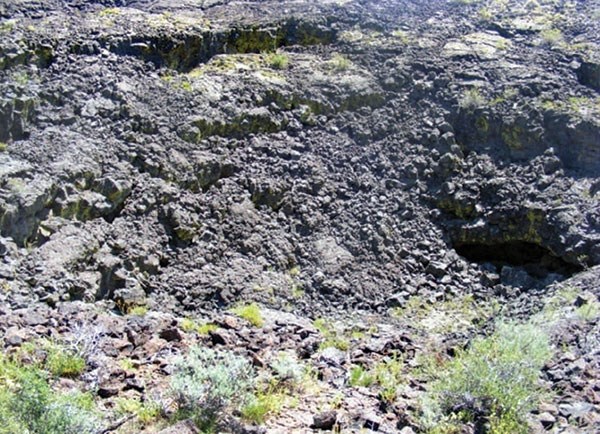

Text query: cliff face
(0, 0), (599, 433)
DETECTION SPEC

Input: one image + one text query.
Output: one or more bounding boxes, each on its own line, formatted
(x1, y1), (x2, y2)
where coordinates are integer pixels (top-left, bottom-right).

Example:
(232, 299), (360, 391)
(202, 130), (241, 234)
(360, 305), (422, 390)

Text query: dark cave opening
(454, 241), (581, 279)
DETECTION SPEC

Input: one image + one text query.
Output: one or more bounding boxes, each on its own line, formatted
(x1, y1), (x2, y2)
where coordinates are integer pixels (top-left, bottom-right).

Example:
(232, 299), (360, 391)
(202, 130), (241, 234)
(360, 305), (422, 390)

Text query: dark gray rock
(311, 410), (337, 430)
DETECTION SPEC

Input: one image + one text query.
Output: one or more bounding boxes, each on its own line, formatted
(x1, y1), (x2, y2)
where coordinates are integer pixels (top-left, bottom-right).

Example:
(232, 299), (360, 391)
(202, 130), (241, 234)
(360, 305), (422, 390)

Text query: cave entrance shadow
(454, 241), (581, 279)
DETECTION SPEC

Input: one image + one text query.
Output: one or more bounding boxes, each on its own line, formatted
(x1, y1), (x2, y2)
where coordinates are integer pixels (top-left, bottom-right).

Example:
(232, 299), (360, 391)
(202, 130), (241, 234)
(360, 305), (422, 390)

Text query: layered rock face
(0, 0), (598, 432)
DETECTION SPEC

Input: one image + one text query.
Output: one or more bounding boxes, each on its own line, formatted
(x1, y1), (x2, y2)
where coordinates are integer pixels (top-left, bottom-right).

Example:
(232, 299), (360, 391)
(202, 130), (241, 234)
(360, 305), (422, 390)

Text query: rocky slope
(0, 0), (599, 433)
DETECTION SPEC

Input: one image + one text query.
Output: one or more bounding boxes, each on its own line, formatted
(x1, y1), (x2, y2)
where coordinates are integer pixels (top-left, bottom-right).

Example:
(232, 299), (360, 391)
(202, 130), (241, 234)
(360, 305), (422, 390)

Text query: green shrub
(45, 345), (86, 378)
(171, 346), (256, 430)
(271, 352), (305, 385)
(241, 390), (283, 424)
(240, 352), (305, 425)
(128, 305), (148, 316)
(349, 354), (404, 403)
(458, 88), (487, 111)
(115, 397), (161, 426)
(540, 28), (563, 45)
(349, 365), (375, 387)
(267, 52), (289, 70)
(421, 322), (552, 433)
(313, 318), (351, 351)
(321, 336), (350, 351)
(373, 355), (404, 403)
(0, 354), (100, 434)
(181, 318), (218, 335)
(231, 303), (264, 327)
(180, 318), (197, 332)
(119, 358), (136, 371)
(99, 7), (121, 17)
(329, 53), (351, 71)
(197, 322), (218, 334)
(576, 301), (600, 321)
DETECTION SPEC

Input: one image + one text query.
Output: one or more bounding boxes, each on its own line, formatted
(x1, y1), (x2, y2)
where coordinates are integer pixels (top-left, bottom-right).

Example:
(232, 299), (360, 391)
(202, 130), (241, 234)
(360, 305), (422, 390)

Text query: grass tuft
(349, 365), (375, 387)
(329, 53), (351, 71)
(458, 88), (487, 111)
(231, 303), (264, 327)
(267, 52), (289, 70)
(241, 390), (283, 424)
(46, 349), (86, 378)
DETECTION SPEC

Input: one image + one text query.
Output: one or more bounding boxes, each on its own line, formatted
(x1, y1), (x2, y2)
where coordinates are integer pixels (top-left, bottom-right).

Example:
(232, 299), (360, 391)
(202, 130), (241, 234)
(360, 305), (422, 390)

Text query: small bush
(231, 303), (264, 327)
(267, 52), (289, 70)
(321, 336), (350, 351)
(421, 322), (552, 433)
(540, 28), (563, 45)
(576, 301), (600, 321)
(271, 352), (305, 385)
(314, 318), (351, 351)
(180, 318), (197, 332)
(349, 354), (404, 403)
(459, 88), (487, 111)
(197, 322), (218, 334)
(349, 365), (375, 387)
(171, 346), (256, 429)
(373, 354), (404, 403)
(128, 305), (149, 316)
(119, 358), (136, 371)
(181, 318), (218, 335)
(0, 354), (100, 434)
(241, 390), (283, 424)
(45, 345), (86, 378)
(115, 397), (161, 426)
(329, 53), (351, 71)
(99, 7), (121, 17)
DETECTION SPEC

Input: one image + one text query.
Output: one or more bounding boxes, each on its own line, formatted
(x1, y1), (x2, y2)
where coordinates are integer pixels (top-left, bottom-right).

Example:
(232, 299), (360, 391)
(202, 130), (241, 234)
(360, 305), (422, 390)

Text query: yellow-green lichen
(475, 116), (489, 133)
(501, 125), (524, 150)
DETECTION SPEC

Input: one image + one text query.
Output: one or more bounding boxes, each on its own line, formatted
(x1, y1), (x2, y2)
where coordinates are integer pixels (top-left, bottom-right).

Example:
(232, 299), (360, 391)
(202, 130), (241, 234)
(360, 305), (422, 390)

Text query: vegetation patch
(241, 387), (285, 424)
(114, 397), (162, 428)
(313, 318), (351, 351)
(540, 28), (564, 45)
(45, 345), (86, 378)
(127, 305), (149, 316)
(267, 52), (289, 70)
(328, 53), (352, 71)
(171, 346), (256, 431)
(242, 351), (306, 424)
(420, 322), (553, 433)
(349, 354), (404, 403)
(392, 294), (497, 336)
(230, 303), (264, 327)
(181, 318), (218, 335)
(0, 353), (100, 433)
(459, 88), (487, 111)
(540, 96), (600, 116)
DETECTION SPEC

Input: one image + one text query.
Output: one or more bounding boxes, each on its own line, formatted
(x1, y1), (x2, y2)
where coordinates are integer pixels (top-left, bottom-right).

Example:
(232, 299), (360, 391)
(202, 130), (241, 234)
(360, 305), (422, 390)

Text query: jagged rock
(159, 327), (182, 342)
(97, 383), (120, 398)
(538, 412), (557, 429)
(4, 326), (27, 346)
(311, 410), (337, 430)
(443, 32), (511, 61)
(576, 60), (600, 92)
